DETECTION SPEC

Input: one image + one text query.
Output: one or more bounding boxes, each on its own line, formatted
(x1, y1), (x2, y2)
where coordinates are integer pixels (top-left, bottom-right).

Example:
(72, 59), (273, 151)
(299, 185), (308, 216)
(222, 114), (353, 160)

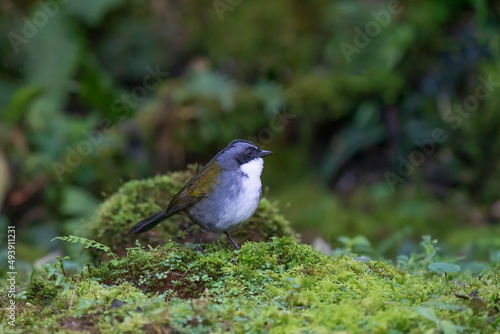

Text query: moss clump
(25, 278), (59, 306)
(87, 165), (294, 260)
(89, 241), (230, 300)
(11, 237), (500, 333)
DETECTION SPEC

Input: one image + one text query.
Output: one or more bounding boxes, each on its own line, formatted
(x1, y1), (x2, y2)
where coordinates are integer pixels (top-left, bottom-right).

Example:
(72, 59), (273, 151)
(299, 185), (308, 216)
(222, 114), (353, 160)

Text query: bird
(130, 139), (272, 252)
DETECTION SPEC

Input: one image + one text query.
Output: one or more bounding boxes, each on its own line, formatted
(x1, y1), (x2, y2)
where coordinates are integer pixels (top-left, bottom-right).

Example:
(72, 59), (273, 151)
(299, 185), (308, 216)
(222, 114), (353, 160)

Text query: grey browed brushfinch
(131, 140), (272, 251)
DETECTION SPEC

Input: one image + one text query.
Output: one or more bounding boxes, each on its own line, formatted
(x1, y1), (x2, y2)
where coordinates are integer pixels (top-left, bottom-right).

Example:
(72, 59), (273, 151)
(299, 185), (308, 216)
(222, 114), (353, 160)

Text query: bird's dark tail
(130, 210), (168, 234)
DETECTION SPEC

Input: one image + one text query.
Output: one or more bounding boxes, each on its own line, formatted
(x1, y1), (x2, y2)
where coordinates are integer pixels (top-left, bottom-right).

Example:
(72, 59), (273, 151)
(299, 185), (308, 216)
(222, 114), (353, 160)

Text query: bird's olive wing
(164, 161), (221, 215)
(164, 183), (207, 214)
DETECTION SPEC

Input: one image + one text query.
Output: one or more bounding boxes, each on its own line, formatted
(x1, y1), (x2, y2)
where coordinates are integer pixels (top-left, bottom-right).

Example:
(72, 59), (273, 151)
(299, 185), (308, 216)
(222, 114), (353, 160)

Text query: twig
(229, 254), (238, 264)
(68, 283), (77, 311)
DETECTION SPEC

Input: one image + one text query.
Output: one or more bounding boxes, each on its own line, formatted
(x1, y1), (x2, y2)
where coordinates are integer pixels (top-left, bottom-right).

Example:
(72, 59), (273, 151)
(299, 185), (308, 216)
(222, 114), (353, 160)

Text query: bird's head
(216, 139), (272, 175)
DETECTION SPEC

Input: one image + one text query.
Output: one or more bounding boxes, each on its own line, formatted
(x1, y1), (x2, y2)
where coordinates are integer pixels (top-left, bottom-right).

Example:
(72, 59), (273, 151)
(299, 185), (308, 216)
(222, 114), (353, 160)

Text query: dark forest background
(1, 0), (500, 272)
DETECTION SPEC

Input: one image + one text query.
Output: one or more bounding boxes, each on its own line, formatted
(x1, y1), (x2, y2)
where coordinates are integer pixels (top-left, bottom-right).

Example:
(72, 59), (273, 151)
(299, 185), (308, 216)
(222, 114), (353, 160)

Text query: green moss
(25, 277), (59, 306)
(86, 166), (295, 260)
(11, 237), (500, 333)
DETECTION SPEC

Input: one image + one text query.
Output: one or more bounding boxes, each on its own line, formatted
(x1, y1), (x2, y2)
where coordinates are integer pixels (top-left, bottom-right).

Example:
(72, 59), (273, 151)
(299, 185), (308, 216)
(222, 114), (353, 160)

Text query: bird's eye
(246, 149), (253, 156)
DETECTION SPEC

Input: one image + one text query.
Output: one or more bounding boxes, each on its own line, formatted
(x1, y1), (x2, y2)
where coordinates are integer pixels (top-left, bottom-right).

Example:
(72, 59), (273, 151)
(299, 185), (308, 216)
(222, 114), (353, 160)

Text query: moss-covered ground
(3, 236), (499, 333)
(3, 172), (499, 333)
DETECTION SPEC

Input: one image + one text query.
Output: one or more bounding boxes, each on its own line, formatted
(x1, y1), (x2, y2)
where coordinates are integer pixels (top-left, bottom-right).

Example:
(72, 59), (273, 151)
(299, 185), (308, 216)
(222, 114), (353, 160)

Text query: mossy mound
(9, 237), (500, 333)
(87, 166), (294, 260)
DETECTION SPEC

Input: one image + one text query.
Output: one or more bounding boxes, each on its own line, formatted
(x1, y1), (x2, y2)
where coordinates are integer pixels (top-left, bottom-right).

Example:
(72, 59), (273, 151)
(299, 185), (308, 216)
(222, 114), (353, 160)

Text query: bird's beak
(258, 150), (272, 157)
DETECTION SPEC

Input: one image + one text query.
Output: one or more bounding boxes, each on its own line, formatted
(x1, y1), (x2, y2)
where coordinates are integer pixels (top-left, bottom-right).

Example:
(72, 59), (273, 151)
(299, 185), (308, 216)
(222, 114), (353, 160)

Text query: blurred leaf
(473, 0), (488, 25)
(428, 262), (461, 275)
(353, 103), (378, 127)
(414, 306), (439, 323)
(2, 85), (43, 123)
(61, 186), (99, 218)
(23, 12), (81, 110)
(352, 235), (371, 247)
(254, 80), (286, 114)
(321, 103), (385, 182)
(179, 69), (238, 111)
(25, 97), (60, 133)
(424, 301), (465, 312)
(440, 320), (465, 334)
(78, 55), (121, 120)
(0, 80), (22, 117)
(376, 227), (412, 257)
(68, 0), (125, 26)
(0, 152), (9, 206)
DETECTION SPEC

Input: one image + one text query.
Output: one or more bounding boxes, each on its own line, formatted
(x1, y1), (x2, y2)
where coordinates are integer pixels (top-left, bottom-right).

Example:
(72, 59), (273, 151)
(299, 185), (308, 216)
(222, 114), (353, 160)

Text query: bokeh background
(1, 0), (500, 272)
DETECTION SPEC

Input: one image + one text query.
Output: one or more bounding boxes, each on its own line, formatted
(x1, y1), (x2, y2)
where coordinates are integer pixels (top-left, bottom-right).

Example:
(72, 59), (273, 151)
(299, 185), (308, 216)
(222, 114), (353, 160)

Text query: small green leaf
(440, 320), (465, 334)
(414, 306), (439, 323)
(428, 262), (461, 275)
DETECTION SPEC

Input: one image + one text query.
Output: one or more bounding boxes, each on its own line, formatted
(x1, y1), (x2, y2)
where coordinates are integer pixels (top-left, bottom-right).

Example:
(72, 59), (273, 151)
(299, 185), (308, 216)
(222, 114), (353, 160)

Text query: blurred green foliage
(1, 0), (500, 270)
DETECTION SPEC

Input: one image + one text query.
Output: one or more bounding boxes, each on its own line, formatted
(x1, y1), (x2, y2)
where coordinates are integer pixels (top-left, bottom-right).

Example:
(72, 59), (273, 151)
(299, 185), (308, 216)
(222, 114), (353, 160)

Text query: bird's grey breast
(188, 165), (262, 232)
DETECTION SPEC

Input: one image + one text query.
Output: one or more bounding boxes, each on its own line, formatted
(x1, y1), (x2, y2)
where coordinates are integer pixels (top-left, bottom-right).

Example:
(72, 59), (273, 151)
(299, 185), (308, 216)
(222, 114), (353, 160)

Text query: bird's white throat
(215, 156), (263, 231)
(240, 158), (264, 178)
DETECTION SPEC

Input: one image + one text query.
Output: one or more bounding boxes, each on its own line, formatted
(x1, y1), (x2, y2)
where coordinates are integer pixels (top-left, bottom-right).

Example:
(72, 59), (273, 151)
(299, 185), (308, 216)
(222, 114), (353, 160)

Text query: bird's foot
(199, 229), (205, 254)
(224, 232), (241, 250)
